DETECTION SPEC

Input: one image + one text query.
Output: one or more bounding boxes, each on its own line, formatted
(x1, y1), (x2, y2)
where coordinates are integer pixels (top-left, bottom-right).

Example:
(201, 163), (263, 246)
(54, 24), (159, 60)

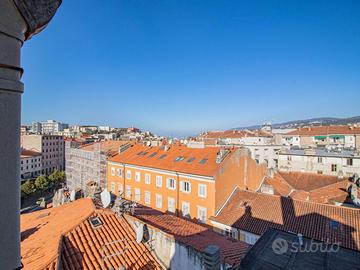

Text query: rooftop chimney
(203, 245), (221, 270)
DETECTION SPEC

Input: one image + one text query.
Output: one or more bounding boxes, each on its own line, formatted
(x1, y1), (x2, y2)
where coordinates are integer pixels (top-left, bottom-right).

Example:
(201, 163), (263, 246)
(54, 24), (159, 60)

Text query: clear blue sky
(22, 0), (360, 137)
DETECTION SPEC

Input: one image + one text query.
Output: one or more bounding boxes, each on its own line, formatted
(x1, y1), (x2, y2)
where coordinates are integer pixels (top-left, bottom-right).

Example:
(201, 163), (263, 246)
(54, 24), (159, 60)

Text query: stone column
(0, 1), (61, 268)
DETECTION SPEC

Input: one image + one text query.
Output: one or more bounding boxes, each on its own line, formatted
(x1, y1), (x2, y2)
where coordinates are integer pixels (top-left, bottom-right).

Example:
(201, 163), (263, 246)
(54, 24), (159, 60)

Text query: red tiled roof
(21, 199), (162, 270)
(278, 172), (345, 191)
(201, 130), (271, 140)
(21, 149), (41, 158)
(131, 206), (250, 267)
(286, 125), (360, 136)
(264, 172), (350, 204)
(80, 140), (131, 156)
(109, 144), (233, 177)
(212, 189), (360, 251)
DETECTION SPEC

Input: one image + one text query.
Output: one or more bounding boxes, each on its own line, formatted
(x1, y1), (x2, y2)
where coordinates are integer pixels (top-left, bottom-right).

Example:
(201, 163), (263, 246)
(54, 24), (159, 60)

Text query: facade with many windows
(107, 143), (267, 225)
(20, 150), (42, 180)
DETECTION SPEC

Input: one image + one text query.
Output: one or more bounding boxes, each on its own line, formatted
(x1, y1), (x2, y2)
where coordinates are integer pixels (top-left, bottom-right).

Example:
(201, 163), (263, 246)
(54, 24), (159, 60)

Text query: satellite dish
(101, 189), (111, 208)
(70, 190), (76, 202)
(136, 224), (144, 244)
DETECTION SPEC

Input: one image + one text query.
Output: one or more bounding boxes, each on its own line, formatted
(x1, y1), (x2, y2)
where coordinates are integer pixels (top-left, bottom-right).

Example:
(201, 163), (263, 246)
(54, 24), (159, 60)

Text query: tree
(48, 170), (66, 186)
(35, 175), (49, 191)
(21, 180), (36, 196)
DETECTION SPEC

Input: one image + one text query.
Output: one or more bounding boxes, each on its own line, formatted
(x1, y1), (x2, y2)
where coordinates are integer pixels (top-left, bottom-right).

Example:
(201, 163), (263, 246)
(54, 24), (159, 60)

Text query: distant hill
(234, 116), (360, 130)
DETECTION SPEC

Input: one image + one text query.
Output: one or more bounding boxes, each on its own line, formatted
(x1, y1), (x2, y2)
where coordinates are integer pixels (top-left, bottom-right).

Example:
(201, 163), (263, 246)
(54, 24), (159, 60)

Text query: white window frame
(156, 194), (162, 209)
(135, 171), (141, 182)
(126, 170), (131, 180)
(197, 206), (207, 223)
(145, 173), (151, 184)
(144, 191), (151, 205)
(110, 182), (115, 193)
(156, 175), (162, 187)
(167, 178), (176, 190)
(182, 201), (190, 217)
(180, 181), (191, 193)
(198, 184), (207, 198)
(117, 168), (122, 177)
(125, 185), (131, 199)
(134, 188), (141, 202)
(168, 197), (175, 213)
(118, 183), (123, 196)
(111, 167), (115, 176)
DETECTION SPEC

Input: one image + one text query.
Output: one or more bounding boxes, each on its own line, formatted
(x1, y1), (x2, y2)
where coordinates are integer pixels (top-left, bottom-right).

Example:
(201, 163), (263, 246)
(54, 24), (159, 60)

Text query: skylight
(158, 154), (167, 160)
(89, 217), (102, 229)
(149, 152), (157, 158)
(137, 151), (144, 155)
(174, 156), (185, 162)
(199, 158), (208, 164)
(187, 157), (195, 163)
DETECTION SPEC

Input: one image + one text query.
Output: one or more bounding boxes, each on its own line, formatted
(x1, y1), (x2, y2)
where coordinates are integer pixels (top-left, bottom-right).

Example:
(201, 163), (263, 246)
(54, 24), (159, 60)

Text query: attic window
(187, 157), (195, 163)
(174, 156), (185, 162)
(89, 217), (102, 229)
(149, 152), (157, 158)
(199, 158), (208, 164)
(158, 154), (167, 160)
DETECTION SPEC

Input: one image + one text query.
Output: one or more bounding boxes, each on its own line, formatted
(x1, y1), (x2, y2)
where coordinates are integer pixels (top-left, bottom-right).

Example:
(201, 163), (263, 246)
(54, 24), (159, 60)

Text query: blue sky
(22, 0), (360, 136)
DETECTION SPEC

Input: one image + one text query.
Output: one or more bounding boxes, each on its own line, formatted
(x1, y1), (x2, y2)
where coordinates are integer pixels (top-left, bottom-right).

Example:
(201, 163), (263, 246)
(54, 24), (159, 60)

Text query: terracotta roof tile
(132, 206), (250, 267)
(286, 125), (360, 136)
(21, 149), (42, 158)
(80, 140), (131, 156)
(21, 199), (162, 270)
(212, 189), (360, 251)
(109, 143), (233, 177)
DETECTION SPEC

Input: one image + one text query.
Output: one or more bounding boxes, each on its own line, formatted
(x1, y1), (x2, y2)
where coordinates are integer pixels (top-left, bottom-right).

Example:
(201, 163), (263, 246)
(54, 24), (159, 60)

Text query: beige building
(283, 125), (360, 149)
(21, 135), (65, 175)
(278, 147), (360, 177)
(20, 150), (42, 181)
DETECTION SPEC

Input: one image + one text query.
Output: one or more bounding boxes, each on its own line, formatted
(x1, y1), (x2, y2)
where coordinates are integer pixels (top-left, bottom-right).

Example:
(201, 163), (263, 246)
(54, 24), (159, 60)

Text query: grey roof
(280, 148), (359, 158)
(240, 228), (360, 270)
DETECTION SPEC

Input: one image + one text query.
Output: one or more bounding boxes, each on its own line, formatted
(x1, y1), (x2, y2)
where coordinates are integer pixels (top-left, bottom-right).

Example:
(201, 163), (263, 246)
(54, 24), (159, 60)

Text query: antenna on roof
(136, 224), (144, 244)
(70, 189), (76, 202)
(101, 188), (111, 208)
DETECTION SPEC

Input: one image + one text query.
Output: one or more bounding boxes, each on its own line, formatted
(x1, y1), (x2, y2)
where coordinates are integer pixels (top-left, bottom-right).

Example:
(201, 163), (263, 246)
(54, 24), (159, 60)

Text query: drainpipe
(0, 1), (61, 268)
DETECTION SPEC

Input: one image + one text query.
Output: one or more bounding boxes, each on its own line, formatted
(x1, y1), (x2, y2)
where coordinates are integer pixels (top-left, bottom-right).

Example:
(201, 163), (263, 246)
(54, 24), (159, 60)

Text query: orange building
(107, 144), (267, 225)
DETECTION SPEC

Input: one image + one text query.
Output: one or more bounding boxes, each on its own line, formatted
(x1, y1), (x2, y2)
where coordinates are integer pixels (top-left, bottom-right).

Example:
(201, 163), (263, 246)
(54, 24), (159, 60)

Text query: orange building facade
(107, 144), (266, 225)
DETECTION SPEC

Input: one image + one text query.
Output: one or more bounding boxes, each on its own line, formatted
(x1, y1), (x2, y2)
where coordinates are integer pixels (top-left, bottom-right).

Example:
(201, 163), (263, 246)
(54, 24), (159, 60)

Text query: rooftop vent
(89, 217), (102, 229)
(203, 245), (220, 270)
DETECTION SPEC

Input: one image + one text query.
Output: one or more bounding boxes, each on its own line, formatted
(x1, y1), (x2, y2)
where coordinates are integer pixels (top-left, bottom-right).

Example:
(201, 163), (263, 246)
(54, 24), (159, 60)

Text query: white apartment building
(31, 122), (42, 134)
(283, 126), (360, 149)
(41, 120), (69, 134)
(244, 145), (289, 169)
(278, 147), (360, 177)
(20, 150), (42, 180)
(21, 135), (65, 175)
